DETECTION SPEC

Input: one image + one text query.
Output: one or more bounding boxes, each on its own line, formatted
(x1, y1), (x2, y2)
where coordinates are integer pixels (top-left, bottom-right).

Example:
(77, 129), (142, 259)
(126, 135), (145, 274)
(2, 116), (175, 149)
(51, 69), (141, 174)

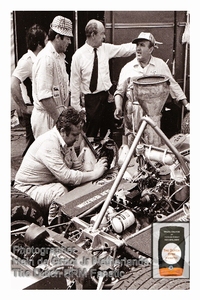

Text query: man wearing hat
(114, 32), (190, 146)
(31, 16), (73, 138)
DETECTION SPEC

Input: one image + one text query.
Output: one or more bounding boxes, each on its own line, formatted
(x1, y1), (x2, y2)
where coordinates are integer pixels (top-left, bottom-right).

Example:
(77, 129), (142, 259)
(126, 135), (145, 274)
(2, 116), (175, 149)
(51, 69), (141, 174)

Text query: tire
(11, 187), (46, 227)
(111, 265), (190, 290)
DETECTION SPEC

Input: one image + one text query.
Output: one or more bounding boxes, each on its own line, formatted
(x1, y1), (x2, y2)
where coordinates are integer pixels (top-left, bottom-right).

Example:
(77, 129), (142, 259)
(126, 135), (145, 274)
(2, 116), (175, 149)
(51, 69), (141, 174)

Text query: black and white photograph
(7, 4), (194, 294)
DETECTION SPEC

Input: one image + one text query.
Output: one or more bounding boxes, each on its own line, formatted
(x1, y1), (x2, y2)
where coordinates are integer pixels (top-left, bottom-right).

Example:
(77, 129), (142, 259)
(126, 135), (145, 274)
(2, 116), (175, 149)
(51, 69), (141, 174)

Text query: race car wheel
(11, 187), (46, 227)
(11, 187), (47, 265)
(111, 265), (190, 290)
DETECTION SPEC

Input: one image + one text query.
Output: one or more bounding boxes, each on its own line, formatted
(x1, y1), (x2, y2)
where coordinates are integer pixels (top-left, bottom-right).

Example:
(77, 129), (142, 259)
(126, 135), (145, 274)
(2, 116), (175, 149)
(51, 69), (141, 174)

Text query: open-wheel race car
(11, 76), (190, 290)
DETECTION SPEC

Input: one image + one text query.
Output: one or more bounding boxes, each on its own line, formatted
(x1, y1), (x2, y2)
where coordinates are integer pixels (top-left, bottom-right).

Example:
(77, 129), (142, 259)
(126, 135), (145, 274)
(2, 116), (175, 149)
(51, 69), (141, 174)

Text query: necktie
(89, 48), (98, 93)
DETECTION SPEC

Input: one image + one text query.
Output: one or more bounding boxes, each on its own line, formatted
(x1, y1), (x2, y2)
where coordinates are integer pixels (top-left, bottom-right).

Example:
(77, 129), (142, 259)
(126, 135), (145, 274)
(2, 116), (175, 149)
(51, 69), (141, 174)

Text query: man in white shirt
(11, 24), (47, 156)
(114, 32), (190, 146)
(70, 19), (136, 139)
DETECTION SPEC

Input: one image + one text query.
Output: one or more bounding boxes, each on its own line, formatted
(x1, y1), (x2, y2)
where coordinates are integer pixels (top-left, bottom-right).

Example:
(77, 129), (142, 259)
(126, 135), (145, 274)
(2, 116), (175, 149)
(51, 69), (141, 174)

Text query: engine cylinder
(144, 146), (174, 165)
(174, 179), (189, 202)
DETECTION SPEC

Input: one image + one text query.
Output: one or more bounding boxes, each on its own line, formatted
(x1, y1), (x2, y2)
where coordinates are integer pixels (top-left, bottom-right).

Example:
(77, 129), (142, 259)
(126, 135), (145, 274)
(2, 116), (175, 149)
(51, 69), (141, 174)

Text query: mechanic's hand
(94, 157), (108, 177)
(79, 108), (86, 126)
(24, 106), (33, 115)
(17, 105), (33, 116)
(79, 108), (86, 123)
(185, 103), (190, 111)
(114, 107), (123, 120)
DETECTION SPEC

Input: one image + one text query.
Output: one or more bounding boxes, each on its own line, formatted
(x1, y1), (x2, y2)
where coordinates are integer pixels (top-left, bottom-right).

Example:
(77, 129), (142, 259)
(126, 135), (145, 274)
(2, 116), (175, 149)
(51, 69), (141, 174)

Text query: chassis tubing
(92, 116), (190, 231)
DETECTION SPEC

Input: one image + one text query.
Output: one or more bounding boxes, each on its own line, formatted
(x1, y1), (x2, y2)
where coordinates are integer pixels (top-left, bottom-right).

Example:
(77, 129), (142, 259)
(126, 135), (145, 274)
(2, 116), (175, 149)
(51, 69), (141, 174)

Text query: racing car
(11, 122), (190, 290)
(11, 76), (190, 290)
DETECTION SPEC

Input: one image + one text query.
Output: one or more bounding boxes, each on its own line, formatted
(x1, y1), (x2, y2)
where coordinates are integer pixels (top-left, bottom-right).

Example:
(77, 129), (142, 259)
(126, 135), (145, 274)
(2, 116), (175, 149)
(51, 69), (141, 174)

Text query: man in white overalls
(31, 15), (73, 138)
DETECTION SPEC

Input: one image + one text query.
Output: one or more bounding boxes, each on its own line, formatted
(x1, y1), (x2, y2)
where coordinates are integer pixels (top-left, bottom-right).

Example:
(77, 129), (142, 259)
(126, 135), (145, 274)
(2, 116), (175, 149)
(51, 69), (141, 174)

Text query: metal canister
(136, 144), (145, 168)
(111, 209), (135, 233)
(174, 178), (189, 202)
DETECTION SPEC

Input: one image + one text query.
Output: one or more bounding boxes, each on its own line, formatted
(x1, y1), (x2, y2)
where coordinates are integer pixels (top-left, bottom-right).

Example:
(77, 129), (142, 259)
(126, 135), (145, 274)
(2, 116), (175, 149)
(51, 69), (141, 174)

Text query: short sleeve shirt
(12, 49), (36, 104)
(115, 56), (186, 101)
(32, 41), (70, 113)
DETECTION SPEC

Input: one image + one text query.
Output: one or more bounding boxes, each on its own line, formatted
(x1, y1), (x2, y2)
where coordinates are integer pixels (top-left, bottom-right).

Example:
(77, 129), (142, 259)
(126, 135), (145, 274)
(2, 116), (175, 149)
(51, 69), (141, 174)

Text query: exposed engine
(11, 133), (190, 290)
(63, 136), (190, 238)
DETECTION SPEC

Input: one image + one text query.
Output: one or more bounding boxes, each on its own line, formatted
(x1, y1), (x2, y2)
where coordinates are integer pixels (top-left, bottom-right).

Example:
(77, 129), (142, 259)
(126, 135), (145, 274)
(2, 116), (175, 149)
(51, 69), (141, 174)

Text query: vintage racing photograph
(10, 9), (190, 291)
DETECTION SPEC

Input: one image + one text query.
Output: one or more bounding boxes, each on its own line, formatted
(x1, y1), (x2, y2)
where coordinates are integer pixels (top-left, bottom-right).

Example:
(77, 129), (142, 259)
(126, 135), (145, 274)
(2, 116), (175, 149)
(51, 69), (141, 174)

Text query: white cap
(132, 32), (163, 48)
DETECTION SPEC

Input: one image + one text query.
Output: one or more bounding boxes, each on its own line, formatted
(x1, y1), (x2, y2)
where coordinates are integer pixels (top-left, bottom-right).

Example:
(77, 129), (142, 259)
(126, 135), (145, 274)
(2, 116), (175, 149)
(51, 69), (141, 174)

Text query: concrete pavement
(11, 126), (26, 181)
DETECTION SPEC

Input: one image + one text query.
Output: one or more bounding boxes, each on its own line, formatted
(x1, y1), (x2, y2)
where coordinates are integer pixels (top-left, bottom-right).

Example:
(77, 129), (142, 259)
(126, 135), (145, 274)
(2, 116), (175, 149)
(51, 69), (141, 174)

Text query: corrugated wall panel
(105, 11), (176, 86)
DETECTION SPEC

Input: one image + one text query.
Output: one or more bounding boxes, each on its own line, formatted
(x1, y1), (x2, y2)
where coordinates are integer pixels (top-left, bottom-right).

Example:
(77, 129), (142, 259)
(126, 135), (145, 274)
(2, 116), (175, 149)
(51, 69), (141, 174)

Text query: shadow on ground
(11, 126), (26, 181)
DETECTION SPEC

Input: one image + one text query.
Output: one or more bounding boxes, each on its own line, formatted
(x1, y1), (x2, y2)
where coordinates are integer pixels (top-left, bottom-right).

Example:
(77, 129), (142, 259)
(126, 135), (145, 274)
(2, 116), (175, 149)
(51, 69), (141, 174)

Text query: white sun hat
(50, 15), (73, 37)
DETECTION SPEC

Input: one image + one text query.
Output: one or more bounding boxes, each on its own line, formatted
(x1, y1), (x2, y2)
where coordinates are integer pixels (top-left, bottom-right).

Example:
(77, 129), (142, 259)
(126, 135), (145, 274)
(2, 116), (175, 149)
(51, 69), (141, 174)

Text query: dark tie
(89, 48), (98, 93)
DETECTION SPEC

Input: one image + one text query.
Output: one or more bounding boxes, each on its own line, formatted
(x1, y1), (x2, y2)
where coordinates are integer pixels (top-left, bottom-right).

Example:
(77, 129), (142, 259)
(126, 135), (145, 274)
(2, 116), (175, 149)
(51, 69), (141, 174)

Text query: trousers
(84, 91), (113, 138)
(18, 105), (35, 156)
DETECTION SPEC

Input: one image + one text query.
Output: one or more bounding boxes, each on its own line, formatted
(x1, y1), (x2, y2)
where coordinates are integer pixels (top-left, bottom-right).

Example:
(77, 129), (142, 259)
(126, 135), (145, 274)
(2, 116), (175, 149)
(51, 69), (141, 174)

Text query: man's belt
(85, 90), (108, 98)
